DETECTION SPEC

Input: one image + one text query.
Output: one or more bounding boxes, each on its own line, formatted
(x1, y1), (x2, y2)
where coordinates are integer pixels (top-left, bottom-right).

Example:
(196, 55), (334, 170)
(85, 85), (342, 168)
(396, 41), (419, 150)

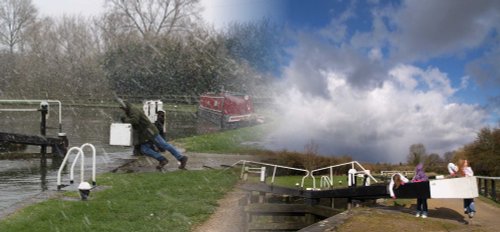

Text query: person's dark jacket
(121, 102), (159, 145)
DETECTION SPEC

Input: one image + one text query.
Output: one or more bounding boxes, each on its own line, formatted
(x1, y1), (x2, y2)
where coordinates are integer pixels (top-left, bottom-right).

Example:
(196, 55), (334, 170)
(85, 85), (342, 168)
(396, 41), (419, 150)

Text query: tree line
(406, 127), (500, 176)
(0, 0), (284, 100)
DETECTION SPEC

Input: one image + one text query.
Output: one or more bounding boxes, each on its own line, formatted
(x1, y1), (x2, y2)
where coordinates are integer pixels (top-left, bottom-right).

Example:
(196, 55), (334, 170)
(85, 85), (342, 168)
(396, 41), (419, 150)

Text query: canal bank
(0, 104), (209, 213)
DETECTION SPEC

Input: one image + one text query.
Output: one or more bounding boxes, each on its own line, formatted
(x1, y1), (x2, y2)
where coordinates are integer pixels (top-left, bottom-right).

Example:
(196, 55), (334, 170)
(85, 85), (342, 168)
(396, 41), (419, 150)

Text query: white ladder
(57, 143), (96, 190)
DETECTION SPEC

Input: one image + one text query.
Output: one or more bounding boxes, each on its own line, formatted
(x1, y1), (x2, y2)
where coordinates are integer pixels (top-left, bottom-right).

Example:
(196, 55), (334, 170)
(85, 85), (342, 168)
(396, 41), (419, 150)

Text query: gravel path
(113, 152), (262, 173)
(426, 198), (500, 231)
(192, 186), (247, 232)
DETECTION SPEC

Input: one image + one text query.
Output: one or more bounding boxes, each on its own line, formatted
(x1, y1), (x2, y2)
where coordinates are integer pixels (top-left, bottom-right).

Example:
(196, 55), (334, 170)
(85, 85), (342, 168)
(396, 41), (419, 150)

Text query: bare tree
(104, 0), (200, 41)
(0, 0), (36, 53)
(407, 143), (427, 166)
(16, 16), (109, 98)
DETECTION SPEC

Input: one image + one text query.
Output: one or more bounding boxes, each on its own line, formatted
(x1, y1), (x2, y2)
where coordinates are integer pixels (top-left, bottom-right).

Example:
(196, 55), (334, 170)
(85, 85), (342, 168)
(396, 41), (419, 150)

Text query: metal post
(39, 101), (48, 154)
(485, 178), (489, 197)
(491, 179), (496, 201)
(478, 178), (483, 196)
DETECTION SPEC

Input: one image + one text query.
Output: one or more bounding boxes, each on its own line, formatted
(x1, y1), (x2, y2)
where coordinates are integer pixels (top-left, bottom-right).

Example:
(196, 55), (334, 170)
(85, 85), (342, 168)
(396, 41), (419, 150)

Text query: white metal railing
(69, 143), (97, 186)
(230, 160), (310, 187)
(0, 99), (63, 133)
(57, 143), (97, 190)
(310, 161), (378, 189)
(381, 170), (415, 176)
(320, 176), (332, 188)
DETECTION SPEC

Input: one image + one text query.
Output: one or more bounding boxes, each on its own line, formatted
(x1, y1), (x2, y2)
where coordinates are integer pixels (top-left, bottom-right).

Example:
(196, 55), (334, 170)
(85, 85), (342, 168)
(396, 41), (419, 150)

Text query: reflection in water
(0, 105), (214, 212)
(40, 153), (48, 191)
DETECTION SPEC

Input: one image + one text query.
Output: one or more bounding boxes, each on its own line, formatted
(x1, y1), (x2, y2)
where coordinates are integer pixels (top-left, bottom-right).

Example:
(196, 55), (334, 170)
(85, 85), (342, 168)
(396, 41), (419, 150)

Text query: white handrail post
(311, 171), (316, 189)
(260, 167), (266, 182)
(81, 143), (96, 186)
(80, 146), (85, 183)
(301, 171), (310, 188)
(57, 147), (83, 190)
(240, 160), (247, 179)
(271, 166), (277, 184)
(70, 152), (81, 184)
(330, 167), (333, 186)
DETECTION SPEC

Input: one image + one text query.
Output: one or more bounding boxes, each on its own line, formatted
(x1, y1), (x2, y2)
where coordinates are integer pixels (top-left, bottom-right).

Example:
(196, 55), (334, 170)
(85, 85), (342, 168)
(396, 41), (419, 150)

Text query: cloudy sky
(35, 0), (500, 163)
(266, 0), (500, 162)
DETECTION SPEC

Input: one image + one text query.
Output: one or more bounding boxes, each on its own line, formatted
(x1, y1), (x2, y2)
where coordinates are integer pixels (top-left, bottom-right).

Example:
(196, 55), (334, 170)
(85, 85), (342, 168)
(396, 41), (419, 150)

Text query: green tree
(463, 127), (500, 176)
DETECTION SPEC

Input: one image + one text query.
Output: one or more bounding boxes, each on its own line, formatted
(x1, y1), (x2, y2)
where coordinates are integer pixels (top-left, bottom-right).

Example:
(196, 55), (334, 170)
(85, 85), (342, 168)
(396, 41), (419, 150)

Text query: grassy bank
(0, 169), (238, 232)
(175, 123), (272, 154)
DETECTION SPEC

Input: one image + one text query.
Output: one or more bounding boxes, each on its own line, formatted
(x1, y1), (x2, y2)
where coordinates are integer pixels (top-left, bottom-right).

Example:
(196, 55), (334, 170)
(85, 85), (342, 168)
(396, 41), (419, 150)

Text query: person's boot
(156, 159), (169, 170)
(178, 156), (188, 170)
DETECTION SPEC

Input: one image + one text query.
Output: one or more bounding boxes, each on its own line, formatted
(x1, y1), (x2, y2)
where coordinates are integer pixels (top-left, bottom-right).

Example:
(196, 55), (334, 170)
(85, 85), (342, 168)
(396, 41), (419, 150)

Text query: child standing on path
(412, 163), (429, 218)
(448, 159), (476, 218)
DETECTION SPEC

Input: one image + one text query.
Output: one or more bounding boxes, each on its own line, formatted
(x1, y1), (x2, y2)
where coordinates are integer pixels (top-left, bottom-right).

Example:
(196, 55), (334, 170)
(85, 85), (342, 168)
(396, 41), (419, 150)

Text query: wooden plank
(0, 132), (54, 145)
(309, 185), (388, 199)
(240, 183), (389, 199)
(0, 132), (66, 156)
(0, 132), (63, 145)
(240, 183), (308, 197)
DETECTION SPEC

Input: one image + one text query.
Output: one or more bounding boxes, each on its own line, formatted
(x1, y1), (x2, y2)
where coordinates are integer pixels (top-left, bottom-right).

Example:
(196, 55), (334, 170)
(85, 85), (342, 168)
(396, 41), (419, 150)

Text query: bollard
(39, 101), (49, 154)
(78, 182), (92, 200)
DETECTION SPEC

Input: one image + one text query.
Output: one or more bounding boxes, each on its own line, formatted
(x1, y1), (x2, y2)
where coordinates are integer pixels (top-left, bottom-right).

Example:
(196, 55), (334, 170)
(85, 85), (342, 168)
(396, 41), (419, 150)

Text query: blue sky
(35, 0), (500, 162)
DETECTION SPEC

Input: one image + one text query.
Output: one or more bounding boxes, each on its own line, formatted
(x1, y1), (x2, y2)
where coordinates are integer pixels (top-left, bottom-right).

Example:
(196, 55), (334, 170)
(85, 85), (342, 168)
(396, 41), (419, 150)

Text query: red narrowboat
(198, 92), (254, 127)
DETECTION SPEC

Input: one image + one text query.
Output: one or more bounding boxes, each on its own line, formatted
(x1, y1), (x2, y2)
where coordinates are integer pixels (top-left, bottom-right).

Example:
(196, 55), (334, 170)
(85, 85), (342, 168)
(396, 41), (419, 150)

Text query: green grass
(175, 123), (272, 154)
(0, 169), (238, 232)
(164, 104), (197, 113)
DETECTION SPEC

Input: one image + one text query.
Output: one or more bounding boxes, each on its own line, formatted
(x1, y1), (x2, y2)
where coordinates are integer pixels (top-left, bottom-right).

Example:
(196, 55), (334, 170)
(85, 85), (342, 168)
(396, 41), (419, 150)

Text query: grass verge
(0, 169), (238, 232)
(175, 123), (271, 154)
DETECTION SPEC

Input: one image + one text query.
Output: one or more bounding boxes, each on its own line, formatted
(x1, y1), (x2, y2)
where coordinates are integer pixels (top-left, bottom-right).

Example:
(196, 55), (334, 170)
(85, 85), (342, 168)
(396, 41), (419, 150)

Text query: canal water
(0, 105), (204, 213)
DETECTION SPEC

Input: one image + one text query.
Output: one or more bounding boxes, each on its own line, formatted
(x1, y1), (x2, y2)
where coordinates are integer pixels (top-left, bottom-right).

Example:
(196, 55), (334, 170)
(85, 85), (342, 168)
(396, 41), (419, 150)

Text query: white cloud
(269, 38), (487, 162)
(265, 1), (498, 163)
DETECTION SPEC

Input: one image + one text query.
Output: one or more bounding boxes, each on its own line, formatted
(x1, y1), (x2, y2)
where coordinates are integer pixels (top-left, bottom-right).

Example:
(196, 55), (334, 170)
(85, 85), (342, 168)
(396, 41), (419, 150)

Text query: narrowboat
(198, 92), (255, 128)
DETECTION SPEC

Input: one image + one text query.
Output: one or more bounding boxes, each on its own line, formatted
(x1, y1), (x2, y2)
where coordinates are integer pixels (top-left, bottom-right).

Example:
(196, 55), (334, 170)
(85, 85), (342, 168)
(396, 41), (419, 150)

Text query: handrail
(476, 176), (500, 180)
(310, 161), (378, 189)
(227, 160), (381, 189)
(70, 143), (97, 186)
(228, 160), (310, 188)
(0, 99), (63, 133)
(57, 147), (83, 189)
(320, 176), (332, 188)
(57, 143), (97, 190)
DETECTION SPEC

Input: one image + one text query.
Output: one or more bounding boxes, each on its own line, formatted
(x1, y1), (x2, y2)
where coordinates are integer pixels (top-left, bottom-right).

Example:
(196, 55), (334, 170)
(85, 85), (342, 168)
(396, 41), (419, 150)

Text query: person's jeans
(140, 134), (183, 161)
(417, 198), (428, 214)
(464, 198), (475, 213)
